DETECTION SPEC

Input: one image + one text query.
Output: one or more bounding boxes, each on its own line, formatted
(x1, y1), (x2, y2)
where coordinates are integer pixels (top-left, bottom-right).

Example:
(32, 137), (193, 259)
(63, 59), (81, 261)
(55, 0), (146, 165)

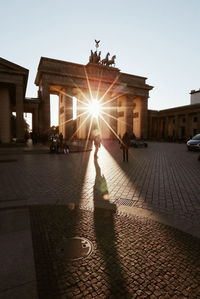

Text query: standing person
(121, 132), (130, 162)
(63, 140), (70, 154)
(59, 132), (63, 144)
(94, 134), (101, 158)
(58, 132), (64, 152)
(31, 131), (37, 144)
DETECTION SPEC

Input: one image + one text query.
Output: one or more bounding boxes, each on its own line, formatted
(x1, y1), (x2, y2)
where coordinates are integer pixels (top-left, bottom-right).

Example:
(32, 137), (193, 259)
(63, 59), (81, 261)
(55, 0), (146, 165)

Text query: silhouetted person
(121, 132), (130, 162)
(93, 134), (101, 158)
(59, 132), (63, 144)
(24, 131), (29, 143)
(31, 131), (38, 144)
(63, 140), (70, 154)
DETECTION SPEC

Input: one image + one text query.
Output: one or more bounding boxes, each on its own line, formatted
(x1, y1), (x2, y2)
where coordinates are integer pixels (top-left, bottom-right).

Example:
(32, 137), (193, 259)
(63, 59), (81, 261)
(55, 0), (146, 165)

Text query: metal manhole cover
(0, 159), (18, 163)
(59, 236), (93, 260)
(115, 198), (135, 207)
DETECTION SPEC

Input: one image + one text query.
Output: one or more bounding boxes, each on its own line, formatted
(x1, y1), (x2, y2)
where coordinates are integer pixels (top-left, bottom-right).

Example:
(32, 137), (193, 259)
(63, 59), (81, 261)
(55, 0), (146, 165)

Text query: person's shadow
(93, 157), (109, 201)
(93, 157), (131, 298)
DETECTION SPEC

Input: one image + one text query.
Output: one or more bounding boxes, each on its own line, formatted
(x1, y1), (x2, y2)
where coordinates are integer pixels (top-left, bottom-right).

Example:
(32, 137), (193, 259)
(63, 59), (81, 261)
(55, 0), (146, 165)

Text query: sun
(87, 99), (102, 118)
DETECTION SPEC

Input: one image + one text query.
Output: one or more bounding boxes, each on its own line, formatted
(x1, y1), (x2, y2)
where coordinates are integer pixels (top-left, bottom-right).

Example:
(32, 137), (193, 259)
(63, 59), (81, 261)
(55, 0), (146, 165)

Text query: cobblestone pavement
(30, 205), (200, 299)
(0, 141), (199, 234)
(0, 141), (200, 298)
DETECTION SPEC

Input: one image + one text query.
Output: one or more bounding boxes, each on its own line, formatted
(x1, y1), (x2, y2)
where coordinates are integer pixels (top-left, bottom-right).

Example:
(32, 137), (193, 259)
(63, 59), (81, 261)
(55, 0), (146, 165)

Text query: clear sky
(1, 0), (200, 125)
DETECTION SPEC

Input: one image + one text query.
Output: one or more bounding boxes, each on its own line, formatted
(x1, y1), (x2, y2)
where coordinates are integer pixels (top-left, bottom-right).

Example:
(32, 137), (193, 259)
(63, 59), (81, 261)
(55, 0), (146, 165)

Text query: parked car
(187, 134), (200, 151)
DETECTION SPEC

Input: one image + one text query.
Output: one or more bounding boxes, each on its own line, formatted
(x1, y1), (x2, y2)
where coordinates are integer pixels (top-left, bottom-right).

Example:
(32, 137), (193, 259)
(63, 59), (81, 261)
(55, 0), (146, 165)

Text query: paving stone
(29, 205), (200, 298)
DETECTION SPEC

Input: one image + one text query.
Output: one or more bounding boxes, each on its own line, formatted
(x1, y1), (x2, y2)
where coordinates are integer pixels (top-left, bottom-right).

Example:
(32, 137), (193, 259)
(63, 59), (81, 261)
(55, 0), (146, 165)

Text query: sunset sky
(1, 0), (200, 126)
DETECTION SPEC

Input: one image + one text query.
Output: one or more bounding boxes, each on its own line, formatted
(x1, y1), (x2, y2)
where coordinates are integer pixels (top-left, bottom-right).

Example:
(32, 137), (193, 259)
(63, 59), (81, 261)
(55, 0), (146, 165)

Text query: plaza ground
(0, 141), (200, 298)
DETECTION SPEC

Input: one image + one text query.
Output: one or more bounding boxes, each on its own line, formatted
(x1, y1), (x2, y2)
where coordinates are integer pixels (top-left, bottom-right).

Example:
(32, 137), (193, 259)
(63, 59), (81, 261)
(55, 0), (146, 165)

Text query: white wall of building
(190, 90), (200, 104)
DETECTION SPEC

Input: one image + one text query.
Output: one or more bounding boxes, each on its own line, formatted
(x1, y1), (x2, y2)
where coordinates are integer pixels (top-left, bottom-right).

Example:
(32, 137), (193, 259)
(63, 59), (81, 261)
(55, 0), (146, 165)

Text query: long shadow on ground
(93, 157), (131, 298)
(29, 145), (200, 298)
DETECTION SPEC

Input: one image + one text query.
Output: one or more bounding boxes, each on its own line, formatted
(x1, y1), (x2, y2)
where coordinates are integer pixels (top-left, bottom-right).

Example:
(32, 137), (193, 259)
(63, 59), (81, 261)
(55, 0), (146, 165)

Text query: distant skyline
(1, 0), (200, 126)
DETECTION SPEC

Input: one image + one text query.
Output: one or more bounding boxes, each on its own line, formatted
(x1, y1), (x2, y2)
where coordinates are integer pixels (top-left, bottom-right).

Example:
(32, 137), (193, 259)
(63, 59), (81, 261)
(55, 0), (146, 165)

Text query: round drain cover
(61, 237), (93, 260)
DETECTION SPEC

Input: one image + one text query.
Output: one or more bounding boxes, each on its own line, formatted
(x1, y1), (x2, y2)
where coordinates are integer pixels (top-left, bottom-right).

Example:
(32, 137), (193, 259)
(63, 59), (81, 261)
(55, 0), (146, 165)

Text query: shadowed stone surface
(30, 205), (200, 299)
(1, 141), (200, 298)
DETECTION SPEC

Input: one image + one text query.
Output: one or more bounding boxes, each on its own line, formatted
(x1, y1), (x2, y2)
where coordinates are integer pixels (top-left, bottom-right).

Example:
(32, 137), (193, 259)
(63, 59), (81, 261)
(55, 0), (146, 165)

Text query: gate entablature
(35, 57), (152, 97)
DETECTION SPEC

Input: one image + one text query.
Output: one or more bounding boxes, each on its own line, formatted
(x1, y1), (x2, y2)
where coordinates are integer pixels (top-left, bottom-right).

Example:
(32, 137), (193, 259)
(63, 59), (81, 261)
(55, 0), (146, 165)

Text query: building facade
(148, 104), (200, 141)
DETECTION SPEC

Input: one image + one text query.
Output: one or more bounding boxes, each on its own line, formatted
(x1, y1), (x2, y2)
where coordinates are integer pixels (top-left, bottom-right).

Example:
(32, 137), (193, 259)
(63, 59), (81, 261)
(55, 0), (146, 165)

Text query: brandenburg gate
(35, 49), (153, 140)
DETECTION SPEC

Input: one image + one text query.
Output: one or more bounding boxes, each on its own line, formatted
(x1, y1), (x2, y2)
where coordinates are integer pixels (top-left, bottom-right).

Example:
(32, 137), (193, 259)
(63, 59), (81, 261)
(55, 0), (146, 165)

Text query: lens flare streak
(56, 67), (131, 145)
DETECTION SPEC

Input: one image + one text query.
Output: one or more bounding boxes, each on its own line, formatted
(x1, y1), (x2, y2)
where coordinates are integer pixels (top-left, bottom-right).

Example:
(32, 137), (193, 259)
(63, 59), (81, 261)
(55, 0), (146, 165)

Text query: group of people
(30, 129), (131, 160)
(93, 132), (131, 162)
(49, 132), (69, 154)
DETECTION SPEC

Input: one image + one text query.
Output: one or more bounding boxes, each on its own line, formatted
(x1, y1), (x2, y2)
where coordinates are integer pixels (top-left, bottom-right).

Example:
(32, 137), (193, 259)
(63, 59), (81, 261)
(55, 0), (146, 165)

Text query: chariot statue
(88, 40), (116, 67)
(89, 50), (101, 64)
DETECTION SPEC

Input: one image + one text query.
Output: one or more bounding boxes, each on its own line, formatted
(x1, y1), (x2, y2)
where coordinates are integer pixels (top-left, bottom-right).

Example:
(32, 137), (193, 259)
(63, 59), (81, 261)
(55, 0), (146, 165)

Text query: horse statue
(106, 55), (116, 67)
(101, 52), (110, 65)
(97, 51), (101, 63)
(89, 50), (94, 63)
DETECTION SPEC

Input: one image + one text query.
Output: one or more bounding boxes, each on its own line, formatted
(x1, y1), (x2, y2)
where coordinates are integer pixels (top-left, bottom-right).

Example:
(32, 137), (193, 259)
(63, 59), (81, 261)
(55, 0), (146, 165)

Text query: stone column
(165, 116), (169, 140)
(63, 87), (73, 140)
(185, 113), (190, 139)
(124, 95), (133, 134)
(76, 89), (89, 139)
(108, 93), (118, 139)
(32, 107), (39, 134)
(147, 113), (152, 139)
(157, 118), (161, 139)
(39, 83), (50, 134)
(140, 97), (148, 139)
(174, 116), (179, 140)
(0, 88), (11, 143)
(16, 84), (24, 141)
(154, 118), (157, 139)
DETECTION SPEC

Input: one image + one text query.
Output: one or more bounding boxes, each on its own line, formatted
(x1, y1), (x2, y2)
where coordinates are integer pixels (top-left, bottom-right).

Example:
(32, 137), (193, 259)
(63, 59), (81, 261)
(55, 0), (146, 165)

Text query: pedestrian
(93, 134), (101, 158)
(63, 140), (70, 154)
(31, 131), (37, 144)
(58, 132), (64, 152)
(121, 132), (130, 162)
(59, 132), (63, 144)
